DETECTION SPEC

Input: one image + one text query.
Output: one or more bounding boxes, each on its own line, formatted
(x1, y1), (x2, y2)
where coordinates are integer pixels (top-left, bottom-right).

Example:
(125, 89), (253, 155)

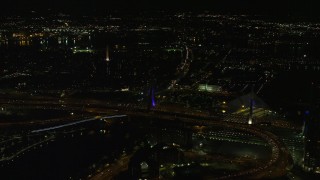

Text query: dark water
(1, 134), (113, 180)
(1, 119), (141, 180)
(0, 109), (71, 122)
(261, 71), (320, 125)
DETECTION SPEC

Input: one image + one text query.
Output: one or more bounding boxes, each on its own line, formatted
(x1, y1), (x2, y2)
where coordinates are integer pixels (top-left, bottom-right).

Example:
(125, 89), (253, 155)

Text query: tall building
(302, 84), (320, 173)
(302, 108), (320, 173)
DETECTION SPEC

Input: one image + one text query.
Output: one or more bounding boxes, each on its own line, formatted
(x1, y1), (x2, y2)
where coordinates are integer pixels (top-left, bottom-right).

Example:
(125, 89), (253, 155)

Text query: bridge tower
(147, 87), (156, 110)
(248, 85), (254, 125)
(105, 45), (111, 76)
(105, 45), (110, 62)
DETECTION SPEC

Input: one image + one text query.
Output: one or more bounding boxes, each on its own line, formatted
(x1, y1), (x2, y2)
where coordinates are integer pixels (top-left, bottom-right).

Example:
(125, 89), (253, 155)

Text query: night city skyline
(0, 1), (320, 180)
(0, 0), (319, 15)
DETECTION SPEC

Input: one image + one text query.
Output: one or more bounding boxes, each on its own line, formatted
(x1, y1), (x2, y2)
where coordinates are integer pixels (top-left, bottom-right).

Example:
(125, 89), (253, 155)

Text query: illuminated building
(198, 84), (222, 92)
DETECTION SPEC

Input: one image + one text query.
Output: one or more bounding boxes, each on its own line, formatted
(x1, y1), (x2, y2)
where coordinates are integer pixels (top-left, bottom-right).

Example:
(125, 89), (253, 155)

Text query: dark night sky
(0, 0), (319, 16)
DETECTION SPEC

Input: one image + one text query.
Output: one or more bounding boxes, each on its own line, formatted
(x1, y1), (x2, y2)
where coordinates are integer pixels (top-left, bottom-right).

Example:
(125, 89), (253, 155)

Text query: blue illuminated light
(151, 88), (156, 107)
(305, 110), (310, 115)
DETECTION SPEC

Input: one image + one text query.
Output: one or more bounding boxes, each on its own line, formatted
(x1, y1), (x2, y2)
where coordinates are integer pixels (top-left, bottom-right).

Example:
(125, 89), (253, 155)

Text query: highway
(0, 97), (291, 179)
(168, 46), (192, 90)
